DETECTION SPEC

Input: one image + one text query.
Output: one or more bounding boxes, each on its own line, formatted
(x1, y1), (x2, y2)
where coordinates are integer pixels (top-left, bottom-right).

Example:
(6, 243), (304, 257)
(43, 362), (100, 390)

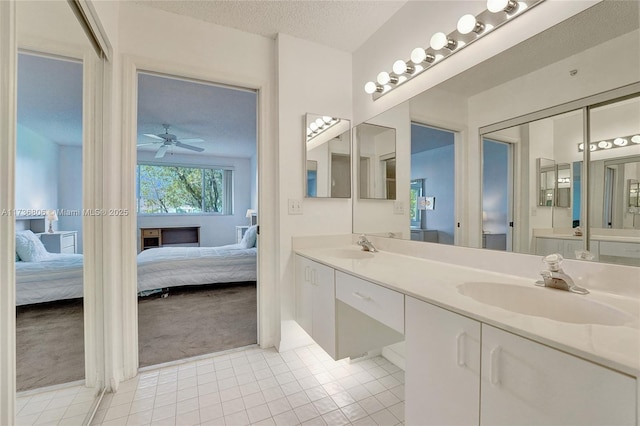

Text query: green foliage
(138, 165), (224, 214)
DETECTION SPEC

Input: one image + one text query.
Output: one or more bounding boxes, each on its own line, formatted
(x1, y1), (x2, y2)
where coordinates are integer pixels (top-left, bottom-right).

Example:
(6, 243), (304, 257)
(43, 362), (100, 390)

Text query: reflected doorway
(410, 123), (456, 244)
(482, 139), (513, 251)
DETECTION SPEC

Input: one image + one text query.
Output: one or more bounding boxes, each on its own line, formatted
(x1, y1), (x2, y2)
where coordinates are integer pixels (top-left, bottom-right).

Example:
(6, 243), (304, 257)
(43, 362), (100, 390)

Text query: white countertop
(295, 246), (640, 377)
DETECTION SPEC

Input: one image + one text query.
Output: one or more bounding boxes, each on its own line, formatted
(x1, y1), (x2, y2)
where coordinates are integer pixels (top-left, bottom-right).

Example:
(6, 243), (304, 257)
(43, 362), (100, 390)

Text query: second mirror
(355, 123), (396, 200)
(305, 114), (351, 198)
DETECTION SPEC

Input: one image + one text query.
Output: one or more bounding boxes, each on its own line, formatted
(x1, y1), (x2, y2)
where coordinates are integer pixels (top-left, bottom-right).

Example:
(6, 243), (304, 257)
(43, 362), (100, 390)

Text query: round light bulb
(631, 135), (640, 144)
(315, 118), (325, 129)
(323, 116), (333, 124)
(457, 14), (478, 34)
(309, 122), (318, 132)
(364, 81), (378, 94)
(393, 60), (408, 75)
(410, 47), (427, 64)
(377, 71), (391, 85)
(306, 128), (312, 137)
(487, 0), (509, 13)
(598, 140), (612, 149)
(613, 137), (628, 146)
(578, 143), (584, 151)
(590, 144), (597, 152)
(430, 32), (448, 50)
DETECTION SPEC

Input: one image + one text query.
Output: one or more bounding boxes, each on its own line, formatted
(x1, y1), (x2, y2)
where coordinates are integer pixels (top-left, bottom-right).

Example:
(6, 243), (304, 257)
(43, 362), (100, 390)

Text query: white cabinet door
(405, 297), (481, 426)
(294, 255), (336, 358)
(481, 324), (636, 425)
(535, 237), (561, 256)
(311, 261), (336, 358)
(295, 255), (313, 336)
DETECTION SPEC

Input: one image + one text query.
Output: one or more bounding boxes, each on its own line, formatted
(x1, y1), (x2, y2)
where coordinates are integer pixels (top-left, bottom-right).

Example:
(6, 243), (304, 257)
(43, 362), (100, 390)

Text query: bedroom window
(136, 164), (233, 215)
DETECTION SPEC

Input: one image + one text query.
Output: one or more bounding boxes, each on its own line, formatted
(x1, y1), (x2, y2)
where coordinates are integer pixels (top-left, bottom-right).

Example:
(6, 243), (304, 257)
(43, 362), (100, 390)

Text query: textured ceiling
(129, 0), (408, 52)
(137, 72), (257, 159)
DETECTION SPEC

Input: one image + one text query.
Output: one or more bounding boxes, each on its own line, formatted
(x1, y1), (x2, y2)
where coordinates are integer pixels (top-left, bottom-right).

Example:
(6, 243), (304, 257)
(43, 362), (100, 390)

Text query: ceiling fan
(137, 124), (205, 158)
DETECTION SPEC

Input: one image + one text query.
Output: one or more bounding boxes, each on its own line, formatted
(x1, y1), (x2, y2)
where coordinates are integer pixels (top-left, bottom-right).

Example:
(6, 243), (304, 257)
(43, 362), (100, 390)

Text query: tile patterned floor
(92, 344), (405, 426)
(16, 382), (99, 426)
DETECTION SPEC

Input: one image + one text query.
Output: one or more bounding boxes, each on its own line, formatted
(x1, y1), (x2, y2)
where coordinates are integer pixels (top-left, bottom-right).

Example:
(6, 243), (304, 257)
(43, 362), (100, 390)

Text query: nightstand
(37, 231), (78, 254)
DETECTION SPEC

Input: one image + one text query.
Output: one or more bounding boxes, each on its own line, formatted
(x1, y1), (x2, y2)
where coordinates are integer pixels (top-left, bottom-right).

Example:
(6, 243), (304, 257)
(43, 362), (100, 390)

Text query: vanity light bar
(364, 0), (545, 100)
(577, 134), (640, 152)
(306, 117), (340, 142)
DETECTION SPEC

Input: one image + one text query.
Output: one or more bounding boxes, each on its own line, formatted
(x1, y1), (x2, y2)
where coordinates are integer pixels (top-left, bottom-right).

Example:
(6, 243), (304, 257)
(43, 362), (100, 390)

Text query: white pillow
(16, 230), (51, 262)
(240, 225), (258, 248)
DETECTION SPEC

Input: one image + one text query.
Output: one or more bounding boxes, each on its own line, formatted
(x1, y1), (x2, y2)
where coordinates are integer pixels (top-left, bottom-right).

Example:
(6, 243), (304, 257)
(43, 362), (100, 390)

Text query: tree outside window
(137, 164), (231, 214)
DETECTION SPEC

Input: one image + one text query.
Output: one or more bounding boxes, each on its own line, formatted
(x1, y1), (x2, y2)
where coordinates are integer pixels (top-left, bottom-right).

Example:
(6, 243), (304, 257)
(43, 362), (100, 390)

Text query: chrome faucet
(357, 234), (378, 252)
(536, 253), (589, 295)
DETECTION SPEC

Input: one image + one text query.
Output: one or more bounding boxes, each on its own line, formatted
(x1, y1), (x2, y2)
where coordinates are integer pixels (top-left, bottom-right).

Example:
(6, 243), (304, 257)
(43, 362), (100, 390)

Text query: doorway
(482, 139), (513, 251)
(135, 72), (258, 367)
(410, 123), (456, 244)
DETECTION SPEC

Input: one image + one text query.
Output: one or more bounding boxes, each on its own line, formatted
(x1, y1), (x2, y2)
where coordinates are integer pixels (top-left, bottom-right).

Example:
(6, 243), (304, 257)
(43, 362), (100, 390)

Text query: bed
(15, 226), (258, 306)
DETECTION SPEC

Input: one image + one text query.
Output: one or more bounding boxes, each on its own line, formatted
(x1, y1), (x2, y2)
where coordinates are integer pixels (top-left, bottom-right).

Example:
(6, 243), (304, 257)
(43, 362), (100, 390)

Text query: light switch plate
(288, 199), (303, 215)
(393, 201), (404, 215)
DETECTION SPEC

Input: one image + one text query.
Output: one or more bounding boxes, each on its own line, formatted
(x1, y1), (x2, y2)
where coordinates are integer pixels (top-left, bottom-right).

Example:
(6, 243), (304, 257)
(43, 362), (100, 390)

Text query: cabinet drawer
(142, 229), (160, 237)
(599, 241), (640, 258)
(336, 271), (404, 333)
(61, 234), (75, 248)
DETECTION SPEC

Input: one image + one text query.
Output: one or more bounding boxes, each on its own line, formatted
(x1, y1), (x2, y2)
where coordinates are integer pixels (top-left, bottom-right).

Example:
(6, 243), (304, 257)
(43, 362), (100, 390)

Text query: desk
(140, 226), (200, 251)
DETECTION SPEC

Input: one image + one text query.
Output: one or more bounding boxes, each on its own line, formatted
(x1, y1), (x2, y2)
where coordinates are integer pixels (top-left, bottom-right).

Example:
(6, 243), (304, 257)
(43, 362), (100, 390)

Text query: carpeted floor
(138, 282), (257, 367)
(16, 282), (257, 391)
(16, 299), (85, 391)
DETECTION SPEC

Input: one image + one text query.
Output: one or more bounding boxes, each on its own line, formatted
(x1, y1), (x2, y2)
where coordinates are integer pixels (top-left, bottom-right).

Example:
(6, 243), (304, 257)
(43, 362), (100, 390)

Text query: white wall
(136, 151), (253, 248)
(58, 145), (83, 252)
(276, 33), (352, 332)
(16, 124), (59, 213)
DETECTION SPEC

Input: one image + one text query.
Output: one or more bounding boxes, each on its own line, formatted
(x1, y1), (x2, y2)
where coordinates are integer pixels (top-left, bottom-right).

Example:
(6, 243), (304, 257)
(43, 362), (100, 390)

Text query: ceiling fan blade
(144, 133), (164, 141)
(155, 145), (169, 158)
(176, 141), (205, 152)
(177, 138), (204, 143)
(136, 142), (156, 147)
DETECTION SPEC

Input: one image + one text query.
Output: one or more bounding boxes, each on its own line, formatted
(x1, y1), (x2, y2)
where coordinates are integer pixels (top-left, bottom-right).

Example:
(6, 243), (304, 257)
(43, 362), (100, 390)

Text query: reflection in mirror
(589, 95), (640, 266)
(355, 123), (396, 200)
(537, 158), (556, 207)
(15, 0), (103, 416)
(304, 114), (351, 198)
(352, 1), (639, 267)
(556, 163), (571, 208)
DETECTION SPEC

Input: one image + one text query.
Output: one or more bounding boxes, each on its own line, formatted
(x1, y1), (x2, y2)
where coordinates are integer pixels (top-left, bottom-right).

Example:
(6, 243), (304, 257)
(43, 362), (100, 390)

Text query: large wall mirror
(304, 114), (351, 198)
(352, 1), (640, 268)
(13, 0), (104, 420)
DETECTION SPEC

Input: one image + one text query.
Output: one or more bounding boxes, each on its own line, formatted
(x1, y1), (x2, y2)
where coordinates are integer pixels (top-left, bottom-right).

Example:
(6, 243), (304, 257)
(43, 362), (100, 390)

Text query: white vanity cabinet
(295, 255), (336, 358)
(295, 254), (405, 361)
(406, 297), (480, 426)
(480, 324), (636, 425)
(405, 297), (636, 425)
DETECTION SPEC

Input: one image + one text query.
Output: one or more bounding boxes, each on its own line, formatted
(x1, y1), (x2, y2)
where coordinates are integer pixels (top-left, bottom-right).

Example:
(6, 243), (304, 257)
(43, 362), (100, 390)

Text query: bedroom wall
(136, 151), (253, 248)
(16, 124), (59, 214)
(276, 33), (352, 342)
(58, 145), (83, 253)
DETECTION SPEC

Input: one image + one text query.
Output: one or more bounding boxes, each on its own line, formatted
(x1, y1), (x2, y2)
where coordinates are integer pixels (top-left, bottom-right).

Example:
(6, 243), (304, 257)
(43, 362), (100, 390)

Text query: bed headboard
(16, 217), (46, 233)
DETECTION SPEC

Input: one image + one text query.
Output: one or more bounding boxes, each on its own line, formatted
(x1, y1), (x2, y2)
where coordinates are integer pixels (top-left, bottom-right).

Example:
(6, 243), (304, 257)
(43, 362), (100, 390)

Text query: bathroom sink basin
(458, 282), (633, 326)
(321, 248), (375, 260)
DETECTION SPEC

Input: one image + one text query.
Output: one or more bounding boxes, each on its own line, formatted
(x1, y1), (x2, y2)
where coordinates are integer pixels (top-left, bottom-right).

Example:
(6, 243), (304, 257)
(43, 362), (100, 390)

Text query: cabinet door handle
(311, 269), (318, 286)
(353, 291), (371, 301)
(490, 346), (501, 385)
(304, 266), (310, 283)
(456, 332), (466, 367)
